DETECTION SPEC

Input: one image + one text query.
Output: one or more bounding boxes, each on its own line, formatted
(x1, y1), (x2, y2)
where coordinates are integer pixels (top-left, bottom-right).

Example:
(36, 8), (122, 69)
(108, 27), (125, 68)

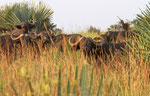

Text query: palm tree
(0, 2), (55, 33)
(133, 3), (150, 59)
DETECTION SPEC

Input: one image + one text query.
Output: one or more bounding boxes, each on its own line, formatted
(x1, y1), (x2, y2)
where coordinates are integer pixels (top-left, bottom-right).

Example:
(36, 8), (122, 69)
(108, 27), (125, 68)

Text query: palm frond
(134, 3), (150, 60)
(0, 2), (54, 33)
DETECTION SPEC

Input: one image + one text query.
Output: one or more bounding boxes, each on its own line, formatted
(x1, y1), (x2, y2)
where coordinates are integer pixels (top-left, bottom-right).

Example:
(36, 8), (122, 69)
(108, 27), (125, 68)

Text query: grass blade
(27, 77), (34, 96)
(97, 74), (103, 96)
(88, 69), (94, 96)
(115, 88), (120, 96)
(75, 66), (79, 80)
(58, 68), (61, 96)
(73, 66), (79, 96)
(67, 79), (70, 96)
(108, 80), (113, 93)
(10, 83), (18, 96)
(80, 65), (88, 96)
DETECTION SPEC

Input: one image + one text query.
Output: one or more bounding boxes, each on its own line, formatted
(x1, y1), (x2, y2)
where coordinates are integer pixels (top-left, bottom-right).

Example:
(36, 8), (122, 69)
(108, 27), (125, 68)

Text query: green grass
(80, 32), (100, 38)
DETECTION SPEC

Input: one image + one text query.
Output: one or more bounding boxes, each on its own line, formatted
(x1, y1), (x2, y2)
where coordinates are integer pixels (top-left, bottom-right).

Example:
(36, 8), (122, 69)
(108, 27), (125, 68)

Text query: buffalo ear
(15, 25), (22, 29)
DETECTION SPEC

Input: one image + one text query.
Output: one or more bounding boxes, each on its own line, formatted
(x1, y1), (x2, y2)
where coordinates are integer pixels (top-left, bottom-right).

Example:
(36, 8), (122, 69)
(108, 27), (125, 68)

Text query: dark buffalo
(100, 30), (140, 43)
(93, 36), (102, 41)
(94, 42), (127, 60)
(0, 27), (9, 33)
(53, 34), (83, 51)
(69, 36), (102, 57)
(0, 35), (14, 54)
(0, 34), (28, 62)
(69, 36), (128, 64)
(28, 31), (55, 52)
(0, 22), (35, 61)
(11, 22), (35, 34)
(11, 22), (35, 46)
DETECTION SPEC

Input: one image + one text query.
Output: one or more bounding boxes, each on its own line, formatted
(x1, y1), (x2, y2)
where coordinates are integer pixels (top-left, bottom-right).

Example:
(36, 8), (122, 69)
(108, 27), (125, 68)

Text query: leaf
(80, 65), (88, 96)
(0, 2), (54, 32)
(75, 66), (79, 80)
(67, 79), (71, 96)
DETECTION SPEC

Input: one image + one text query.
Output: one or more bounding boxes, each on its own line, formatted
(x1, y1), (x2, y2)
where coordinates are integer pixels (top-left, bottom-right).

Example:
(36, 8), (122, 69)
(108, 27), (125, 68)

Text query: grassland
(0, 32), (149, 96)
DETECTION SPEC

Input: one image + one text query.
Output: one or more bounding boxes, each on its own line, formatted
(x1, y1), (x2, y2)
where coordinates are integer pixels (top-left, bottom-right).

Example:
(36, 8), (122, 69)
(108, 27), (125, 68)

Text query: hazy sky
(0, 0), (149, 32)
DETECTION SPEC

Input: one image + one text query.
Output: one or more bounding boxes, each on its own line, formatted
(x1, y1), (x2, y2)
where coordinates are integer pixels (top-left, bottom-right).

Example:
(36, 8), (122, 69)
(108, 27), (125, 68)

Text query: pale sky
(0, 0), (149, 32)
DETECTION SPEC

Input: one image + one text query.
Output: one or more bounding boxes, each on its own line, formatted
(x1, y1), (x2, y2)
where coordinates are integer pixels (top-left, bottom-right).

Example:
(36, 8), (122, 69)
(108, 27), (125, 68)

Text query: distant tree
(107, 24), (122, 31)
(88, 26), (101, 34)
(107, 18), (137, 31)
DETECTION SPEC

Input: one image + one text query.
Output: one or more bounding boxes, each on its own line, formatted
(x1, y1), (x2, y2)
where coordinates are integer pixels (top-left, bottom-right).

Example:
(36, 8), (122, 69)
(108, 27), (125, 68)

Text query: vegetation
(133, 3), (150, 60)
(107, 24), (121, 31)
(0, 2), (55, 33)
(0, 35), (149, 96)
(107, 20), (136, 31)
(0, 1), (150, 96)
(87, 26), (101, 34)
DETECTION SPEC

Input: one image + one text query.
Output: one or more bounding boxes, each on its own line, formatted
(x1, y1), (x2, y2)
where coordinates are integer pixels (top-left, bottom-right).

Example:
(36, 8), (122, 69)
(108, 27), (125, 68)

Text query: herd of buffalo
(0, 22), (140, 64)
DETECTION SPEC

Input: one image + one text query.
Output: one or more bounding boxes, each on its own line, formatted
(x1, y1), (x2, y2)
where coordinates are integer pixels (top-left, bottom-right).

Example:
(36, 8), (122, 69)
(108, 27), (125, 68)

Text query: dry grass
(0, 36), (149, 96)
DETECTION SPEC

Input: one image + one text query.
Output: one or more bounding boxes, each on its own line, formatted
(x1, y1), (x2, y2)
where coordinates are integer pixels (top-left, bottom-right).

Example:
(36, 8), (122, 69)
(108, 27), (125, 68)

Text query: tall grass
(0, 1), (149, 95)
(0, 39), (149, 96)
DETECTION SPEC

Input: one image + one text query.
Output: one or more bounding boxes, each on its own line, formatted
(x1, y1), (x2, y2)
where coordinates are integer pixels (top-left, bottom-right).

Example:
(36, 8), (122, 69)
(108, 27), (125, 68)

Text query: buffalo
(0, 22), (35, 61)
(28, 31), (55, 53)
(100, 30), (140, 43)
(68, 36), (128, 64)
(53, 34), (83, 51)
(11, 22), (35, 46)
(94, 42), (127, 60)
(0, 27), (9, 33)
(0, 34), (27, 62)
(69, 36), (102, 57)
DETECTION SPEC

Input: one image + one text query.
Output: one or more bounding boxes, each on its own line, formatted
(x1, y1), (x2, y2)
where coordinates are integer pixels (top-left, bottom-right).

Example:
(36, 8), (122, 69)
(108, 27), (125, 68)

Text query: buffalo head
(53, 34), (83, 51)
(69, 36), (102, 57)
(15, 22), (35, 34)
(11, 22), (35, 46)
(29, 31), (56, 48)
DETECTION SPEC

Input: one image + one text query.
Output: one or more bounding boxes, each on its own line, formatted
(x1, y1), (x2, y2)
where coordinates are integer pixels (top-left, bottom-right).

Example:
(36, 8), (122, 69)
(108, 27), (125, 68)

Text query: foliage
(133, 3), (150, 60)
(0, 2), (55, 33)
(80, 31), (100, 39)
(107, 24), (122, 31)
(0, 1), (150, 96)
(130, 19), (139, 30)
(107, 19), (137, 31)
(87, 26), (101, 34)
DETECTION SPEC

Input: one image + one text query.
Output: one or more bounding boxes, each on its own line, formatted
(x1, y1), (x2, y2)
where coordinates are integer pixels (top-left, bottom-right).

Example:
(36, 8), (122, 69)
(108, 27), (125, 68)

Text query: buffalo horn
(68, 36), (84, 47)
(11, 34), (25, 40)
